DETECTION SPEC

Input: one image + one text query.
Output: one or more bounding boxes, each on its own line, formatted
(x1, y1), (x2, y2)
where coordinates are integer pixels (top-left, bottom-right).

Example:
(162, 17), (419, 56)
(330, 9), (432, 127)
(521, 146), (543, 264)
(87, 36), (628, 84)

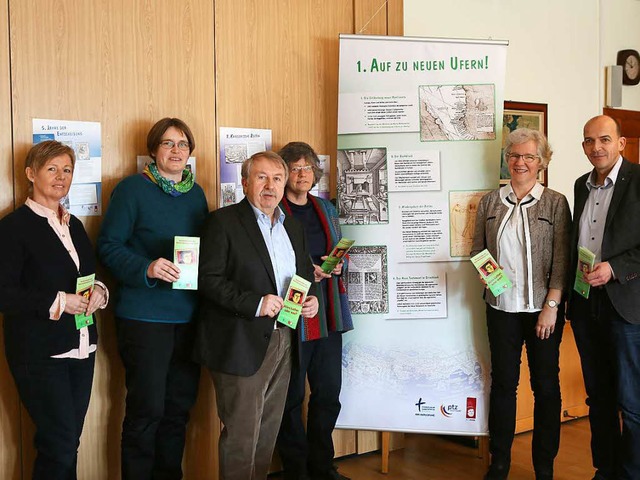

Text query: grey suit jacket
(567, 159), (640, 324)
(194, 198), (316, 376)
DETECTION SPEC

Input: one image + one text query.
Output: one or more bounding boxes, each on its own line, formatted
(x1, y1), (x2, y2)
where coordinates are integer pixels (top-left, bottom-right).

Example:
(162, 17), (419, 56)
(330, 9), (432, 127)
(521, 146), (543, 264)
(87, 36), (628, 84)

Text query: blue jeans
(611, 315), (640, 480)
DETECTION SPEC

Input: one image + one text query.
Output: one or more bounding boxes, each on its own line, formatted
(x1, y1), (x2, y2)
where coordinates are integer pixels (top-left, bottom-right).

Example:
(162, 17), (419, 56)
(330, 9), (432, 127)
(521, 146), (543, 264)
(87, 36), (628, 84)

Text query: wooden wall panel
(215, 0), (352, 155)
(0, 0), (10, 216)
(8, 0), (216, 478)
(1, 0), (404, 477)
(354, 0), (389, 35)
(10, 0), (218, 215)
(216, 0), (357, 460)
(0, 0), (20, 479)
(386, 0), (404, 36)
(216, 0), (404, 462)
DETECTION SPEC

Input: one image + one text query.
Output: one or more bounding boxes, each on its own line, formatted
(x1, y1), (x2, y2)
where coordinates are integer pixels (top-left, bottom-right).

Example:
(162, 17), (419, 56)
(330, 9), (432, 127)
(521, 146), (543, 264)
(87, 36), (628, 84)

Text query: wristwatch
(546, 299), (558, 309)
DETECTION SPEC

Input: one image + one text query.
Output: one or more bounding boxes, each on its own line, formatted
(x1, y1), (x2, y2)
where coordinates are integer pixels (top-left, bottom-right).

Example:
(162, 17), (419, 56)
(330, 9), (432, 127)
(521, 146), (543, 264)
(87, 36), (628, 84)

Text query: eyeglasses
(289, 165), (314, 173)
(507, 153), (540, 163)
(159, 140), (190, 151)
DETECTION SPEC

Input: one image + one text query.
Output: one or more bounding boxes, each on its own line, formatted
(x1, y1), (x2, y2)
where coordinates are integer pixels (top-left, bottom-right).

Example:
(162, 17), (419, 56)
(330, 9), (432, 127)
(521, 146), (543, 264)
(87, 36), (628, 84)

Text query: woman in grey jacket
(471, 128), (571, 480)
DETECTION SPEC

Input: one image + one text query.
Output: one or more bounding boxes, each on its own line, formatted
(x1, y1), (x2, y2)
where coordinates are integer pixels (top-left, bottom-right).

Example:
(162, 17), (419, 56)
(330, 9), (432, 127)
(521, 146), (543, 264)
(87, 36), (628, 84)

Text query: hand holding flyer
(173, 236), (200, 290)
(277, 275), (312, 329)
(75, 274), (95, 329)
(320, 238), (355, 274)
(470, 249), (512, 297)
(573, 246), (595, 299)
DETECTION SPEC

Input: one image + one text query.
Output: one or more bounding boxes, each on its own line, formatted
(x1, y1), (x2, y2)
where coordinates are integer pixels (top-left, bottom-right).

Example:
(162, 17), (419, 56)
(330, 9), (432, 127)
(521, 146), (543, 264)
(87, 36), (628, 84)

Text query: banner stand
(335, 33), (509, 465)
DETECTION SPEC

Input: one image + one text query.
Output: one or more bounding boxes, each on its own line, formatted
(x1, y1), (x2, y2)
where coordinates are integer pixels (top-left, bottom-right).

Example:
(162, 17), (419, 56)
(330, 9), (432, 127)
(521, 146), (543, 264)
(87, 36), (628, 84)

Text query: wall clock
(617, 49), (640, 85)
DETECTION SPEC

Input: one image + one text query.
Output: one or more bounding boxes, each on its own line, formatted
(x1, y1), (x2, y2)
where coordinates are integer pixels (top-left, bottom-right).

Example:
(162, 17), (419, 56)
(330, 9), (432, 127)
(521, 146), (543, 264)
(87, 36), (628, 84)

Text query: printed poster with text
(219, 127), (272, 206)
(33, 119), (102, 216)
(335, 34), (508, 435)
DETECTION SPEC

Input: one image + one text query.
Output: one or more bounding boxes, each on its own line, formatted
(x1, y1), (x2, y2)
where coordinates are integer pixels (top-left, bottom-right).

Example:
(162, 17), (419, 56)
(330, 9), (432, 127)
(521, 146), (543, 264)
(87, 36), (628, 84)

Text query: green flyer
(320, 238), (355, 274)
(574, 246), (595, 299)
(277, 275), (312, 329)
(173, 236), (200, 290)
(470, 249), (512, 297)
(75, 273), (95, 330)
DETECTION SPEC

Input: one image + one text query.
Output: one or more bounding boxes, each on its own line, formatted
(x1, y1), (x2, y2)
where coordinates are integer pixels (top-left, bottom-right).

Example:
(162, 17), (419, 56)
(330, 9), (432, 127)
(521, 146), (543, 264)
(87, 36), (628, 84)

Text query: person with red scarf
(277, 142), (354, 480)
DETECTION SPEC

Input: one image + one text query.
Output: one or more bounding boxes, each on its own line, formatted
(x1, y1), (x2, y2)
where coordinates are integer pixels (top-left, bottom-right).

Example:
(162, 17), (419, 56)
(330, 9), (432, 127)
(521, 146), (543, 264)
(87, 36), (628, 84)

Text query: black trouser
(486, 305), (564, 476)
(10, 354), (95, 480)
(277, 331), (343, 479)
(116, 319), (200, 480)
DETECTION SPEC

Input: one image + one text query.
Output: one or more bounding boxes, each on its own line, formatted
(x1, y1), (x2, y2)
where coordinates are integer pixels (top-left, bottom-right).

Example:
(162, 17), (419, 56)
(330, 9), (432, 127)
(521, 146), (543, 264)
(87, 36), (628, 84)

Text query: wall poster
(32, 119), (102, 217)
(218, 127), (272, 206)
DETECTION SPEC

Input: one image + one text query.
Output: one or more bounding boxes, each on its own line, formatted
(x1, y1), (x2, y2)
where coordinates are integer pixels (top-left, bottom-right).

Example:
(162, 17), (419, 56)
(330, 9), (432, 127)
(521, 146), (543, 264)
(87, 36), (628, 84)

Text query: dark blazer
(194, 198), (315, 376)
(0, 205), (98, 364)
(567, 159), (640, 324)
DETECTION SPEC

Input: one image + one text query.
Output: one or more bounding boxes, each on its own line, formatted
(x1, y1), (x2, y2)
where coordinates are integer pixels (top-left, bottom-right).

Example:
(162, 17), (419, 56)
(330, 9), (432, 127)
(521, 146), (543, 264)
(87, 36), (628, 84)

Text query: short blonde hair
(25, 140), (75, 176)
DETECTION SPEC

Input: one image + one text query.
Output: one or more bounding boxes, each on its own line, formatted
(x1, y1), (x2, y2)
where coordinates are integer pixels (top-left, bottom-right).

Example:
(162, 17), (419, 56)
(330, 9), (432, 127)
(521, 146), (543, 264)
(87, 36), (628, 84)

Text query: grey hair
(504, 128), (552, 170)
(241, 151), (289, 182)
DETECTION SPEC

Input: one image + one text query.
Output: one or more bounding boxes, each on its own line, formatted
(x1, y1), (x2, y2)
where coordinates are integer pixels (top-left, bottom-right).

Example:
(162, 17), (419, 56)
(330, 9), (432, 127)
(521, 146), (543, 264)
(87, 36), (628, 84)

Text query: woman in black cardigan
(0, 141), (108, 480)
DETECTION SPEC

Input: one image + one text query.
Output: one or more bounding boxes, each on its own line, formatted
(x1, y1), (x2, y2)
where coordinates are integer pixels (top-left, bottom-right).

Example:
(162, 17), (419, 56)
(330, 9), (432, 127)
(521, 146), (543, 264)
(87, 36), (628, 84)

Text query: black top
(287, 199), (331, 313)
(288, 199), (327, 265)
(0, 205), (98, 363)
(568, 159), (640, 324)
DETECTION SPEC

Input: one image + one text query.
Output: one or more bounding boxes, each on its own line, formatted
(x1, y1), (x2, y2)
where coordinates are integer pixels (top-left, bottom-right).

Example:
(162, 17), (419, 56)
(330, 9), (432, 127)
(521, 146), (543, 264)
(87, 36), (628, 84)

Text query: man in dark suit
(567, 115), (640, 480)
(195, 151), (318, 480)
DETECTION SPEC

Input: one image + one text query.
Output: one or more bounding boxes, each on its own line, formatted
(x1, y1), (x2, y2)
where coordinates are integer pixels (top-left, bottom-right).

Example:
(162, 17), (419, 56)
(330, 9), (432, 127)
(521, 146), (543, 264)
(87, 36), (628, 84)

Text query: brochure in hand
(470, 249), (512, 297)
(75, 273), (95, 329)
(320, 238), (355, 274)
(277, 275), (312, 329)
(173, 236), (200, 290)
(573, 246), (595, 299)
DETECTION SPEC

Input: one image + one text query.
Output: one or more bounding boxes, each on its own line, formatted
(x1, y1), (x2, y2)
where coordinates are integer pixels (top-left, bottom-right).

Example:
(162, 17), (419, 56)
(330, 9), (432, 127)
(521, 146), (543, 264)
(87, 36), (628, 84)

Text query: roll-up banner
(336, 34), (508, 435)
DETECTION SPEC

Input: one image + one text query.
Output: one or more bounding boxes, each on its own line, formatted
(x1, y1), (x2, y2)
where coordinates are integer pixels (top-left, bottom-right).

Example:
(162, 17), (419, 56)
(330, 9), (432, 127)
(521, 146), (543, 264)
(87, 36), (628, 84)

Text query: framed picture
(501, 101), (548, 186)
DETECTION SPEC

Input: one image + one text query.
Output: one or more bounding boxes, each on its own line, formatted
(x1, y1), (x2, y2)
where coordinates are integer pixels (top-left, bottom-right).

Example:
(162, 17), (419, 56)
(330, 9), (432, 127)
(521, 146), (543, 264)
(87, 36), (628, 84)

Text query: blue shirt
(248, 202), (297, 315)
(579, 156), (623, 263)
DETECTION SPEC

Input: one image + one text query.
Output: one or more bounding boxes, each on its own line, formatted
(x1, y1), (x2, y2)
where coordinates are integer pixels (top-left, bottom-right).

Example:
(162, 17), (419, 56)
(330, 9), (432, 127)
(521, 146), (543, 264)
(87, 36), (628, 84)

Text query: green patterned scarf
(142, 162), (194, 197)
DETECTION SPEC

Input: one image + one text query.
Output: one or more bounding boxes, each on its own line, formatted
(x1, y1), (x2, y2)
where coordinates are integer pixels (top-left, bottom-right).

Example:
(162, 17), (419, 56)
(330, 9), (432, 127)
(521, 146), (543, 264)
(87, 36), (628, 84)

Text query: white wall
(600, 0), (640, 110)
(405, 0), (639, 207)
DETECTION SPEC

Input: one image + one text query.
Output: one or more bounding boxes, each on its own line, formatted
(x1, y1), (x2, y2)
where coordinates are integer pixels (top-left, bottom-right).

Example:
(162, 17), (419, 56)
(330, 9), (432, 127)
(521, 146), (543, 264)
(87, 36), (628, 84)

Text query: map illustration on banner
(419, 84), (496, 142)
(341, 340), (486, 430)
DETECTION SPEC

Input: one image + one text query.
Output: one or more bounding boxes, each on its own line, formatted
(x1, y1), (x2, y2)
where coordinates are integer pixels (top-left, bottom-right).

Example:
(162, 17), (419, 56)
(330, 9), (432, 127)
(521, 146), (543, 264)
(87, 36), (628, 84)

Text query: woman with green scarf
(98, 118), (208, 480)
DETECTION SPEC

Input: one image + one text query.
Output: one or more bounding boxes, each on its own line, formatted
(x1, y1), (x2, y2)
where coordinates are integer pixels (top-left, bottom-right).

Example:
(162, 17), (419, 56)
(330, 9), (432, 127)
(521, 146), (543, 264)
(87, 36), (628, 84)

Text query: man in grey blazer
(567, 115), (640, 480)
(195, 151), (318, 480)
